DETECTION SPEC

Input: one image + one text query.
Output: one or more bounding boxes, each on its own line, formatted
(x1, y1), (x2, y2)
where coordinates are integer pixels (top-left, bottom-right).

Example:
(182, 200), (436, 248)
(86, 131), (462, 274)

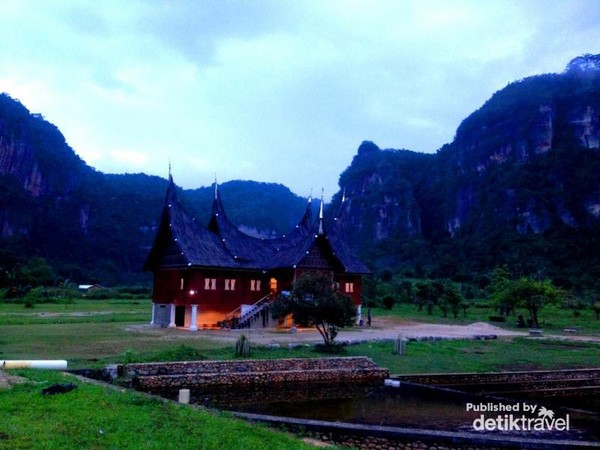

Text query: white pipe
(1, 360), (68, 370)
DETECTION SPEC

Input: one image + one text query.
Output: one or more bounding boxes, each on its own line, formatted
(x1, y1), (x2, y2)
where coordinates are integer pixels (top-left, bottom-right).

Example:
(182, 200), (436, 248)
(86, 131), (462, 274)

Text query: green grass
(343, 337), (600, 374)
(184, 337), (599, 374)
(0, 299), (233, 369)
(111, 335), (600, 375)
(0, 299), (149, 325)
(0, 321), (234, 369)
(2, 298), (600, 374)
(2, 298), (600, 448)
(374, 302), (600, 336)
(0, 370), (316, 450)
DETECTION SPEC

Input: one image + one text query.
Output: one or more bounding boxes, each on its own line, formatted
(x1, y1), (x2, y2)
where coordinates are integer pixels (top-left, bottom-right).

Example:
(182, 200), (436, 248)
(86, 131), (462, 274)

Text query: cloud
(1, 0), (599, 199)
(108, 149), (149, 168)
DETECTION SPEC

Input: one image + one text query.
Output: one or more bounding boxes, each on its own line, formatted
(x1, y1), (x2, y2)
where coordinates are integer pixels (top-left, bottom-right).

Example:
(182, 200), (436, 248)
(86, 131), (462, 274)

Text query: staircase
(223, 295), (272, 329)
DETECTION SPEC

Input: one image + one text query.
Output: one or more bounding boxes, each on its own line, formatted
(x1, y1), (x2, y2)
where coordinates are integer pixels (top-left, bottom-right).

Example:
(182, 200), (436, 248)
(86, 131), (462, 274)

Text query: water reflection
(216, 383), (479, 430)
(211, 383), (600, 441)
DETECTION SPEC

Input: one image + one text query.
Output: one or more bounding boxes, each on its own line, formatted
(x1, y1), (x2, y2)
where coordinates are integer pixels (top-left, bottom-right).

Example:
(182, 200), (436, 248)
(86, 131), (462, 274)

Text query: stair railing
(223, 294), (272, 329)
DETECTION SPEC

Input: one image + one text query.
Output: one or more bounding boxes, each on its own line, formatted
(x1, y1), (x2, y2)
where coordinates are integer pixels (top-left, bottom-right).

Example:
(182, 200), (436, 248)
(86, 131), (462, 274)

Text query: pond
(76, 368), (600, 443)
(207, 382), (600, 442)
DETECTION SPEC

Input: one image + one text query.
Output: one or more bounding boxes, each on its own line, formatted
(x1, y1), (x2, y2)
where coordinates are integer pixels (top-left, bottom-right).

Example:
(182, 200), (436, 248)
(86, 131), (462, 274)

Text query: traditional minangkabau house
(143, 176), (370, 331)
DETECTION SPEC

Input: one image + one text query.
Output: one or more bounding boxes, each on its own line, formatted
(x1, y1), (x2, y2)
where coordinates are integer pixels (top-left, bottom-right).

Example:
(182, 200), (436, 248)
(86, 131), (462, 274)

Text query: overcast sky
(1, 1), (599, 199)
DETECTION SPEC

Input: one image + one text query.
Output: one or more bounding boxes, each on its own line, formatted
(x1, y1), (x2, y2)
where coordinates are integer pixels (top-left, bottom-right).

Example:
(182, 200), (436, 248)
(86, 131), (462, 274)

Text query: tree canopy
(270, 273), (356, 346)
(491, 272), (564, 328)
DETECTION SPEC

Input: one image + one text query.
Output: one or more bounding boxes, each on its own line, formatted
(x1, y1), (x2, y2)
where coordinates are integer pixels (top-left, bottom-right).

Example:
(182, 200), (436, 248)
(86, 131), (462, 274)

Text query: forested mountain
(2, 53), (600, 291)
(0, 94), (307, 285)
(333, 54), (600, 290)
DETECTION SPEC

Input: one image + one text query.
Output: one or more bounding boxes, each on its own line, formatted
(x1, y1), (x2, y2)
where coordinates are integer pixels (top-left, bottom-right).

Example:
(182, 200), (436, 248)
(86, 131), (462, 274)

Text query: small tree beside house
(271, 273), (356, 347)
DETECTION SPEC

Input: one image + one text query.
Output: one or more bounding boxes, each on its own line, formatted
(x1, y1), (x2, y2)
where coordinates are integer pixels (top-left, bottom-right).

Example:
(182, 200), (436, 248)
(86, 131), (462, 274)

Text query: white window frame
(250, 279), (262, 291)
(225, 278), (236, 291)
(204, 278), (217, 290)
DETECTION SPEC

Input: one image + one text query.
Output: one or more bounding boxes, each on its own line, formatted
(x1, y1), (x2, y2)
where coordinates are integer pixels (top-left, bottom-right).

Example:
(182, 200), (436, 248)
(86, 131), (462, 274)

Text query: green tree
(489, 266), (514, 315)
(438, 282), (464, 318)
(397, 280), (414, 304)
(18, 257), (56, 287)
(414, 281), (429, 311)
(382, 295), (395, 310)
(270, 274), (356, 346)
(593, 302), (600, 320)
(414, 280), (445, 315)
(493, 277), (564, 328)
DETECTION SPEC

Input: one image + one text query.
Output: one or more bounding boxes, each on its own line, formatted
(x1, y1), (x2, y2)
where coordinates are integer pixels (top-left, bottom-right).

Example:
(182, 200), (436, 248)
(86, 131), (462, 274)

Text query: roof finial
(318, 188), (324, 235)
(214, 173), (218, 199)
(308, 188), (313, 203)
(341, 187), (346, 203)
(168, 158), (172, 181)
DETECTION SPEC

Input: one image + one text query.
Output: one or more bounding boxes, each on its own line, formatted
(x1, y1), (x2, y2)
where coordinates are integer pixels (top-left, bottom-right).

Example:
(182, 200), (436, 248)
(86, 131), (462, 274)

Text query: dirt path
(129, 316), (527, 345)
(128, 314), (600, 345)
(222, 319), (525, 345)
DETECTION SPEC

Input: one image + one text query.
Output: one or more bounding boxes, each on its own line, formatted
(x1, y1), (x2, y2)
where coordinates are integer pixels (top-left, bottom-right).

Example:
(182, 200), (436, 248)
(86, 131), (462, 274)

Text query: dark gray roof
(144, 178), (370, 274)
(143, 179), (241, 270)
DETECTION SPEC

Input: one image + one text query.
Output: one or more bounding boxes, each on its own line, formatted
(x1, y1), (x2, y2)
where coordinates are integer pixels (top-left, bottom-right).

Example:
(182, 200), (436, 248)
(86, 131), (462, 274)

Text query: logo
(466, 402), (570, 432)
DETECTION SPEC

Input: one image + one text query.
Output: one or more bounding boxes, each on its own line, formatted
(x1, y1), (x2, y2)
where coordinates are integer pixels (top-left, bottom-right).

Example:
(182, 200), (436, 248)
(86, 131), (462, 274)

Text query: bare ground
(127, 316), (527, 345)
(0, 370), (26, 389)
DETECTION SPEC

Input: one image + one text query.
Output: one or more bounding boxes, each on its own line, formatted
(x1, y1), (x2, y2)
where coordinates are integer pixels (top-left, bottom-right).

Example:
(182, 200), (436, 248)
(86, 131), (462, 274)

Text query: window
(250, 279), (262, 291)
(345, 282), (354, 293)
(204, 278), (217, 290)
(270, 278), (278, 292)
(225, 279), (236, 291)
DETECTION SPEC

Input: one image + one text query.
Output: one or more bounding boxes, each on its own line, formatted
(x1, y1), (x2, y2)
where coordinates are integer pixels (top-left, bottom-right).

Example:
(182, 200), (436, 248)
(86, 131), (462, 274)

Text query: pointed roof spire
(318, 188), (325, 235)
(167, 158), (174, 184)
(334, 187), (347, 222)
(167, 162), (175, 192)
(214, 174), (218, 200)
(208, 174), (227, 232)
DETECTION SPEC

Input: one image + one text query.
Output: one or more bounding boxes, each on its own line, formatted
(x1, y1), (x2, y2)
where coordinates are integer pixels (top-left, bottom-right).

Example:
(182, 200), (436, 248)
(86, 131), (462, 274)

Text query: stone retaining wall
(119, 357), (389, 394)
(397, 368), (600, 386)
(396, 368), (600, 397)
(120, 356), (382, 377)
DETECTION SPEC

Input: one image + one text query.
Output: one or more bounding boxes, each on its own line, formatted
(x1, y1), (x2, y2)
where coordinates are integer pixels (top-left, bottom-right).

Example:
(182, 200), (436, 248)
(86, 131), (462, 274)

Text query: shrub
(22, 286), (46, 308)
(313, 343), (346, 354)
(234, 335), (250, 358)
(382, 295), (395, 310)
(84, 289), (115, 300)
(160, 345), (204, 361)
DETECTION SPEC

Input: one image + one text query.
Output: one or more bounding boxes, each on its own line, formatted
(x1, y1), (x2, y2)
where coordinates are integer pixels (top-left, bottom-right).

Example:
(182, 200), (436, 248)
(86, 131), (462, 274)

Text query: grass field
(0, 299), (148, 325)
(2, 298), (600, 373)
(2, 298), (600, 449)
(0, 370), (317, 450)
(377, 302), (600, 336)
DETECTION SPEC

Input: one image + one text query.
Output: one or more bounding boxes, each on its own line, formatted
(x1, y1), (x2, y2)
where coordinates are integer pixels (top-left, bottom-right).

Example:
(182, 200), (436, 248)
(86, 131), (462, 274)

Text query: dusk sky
(1, 1), (599, 198)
